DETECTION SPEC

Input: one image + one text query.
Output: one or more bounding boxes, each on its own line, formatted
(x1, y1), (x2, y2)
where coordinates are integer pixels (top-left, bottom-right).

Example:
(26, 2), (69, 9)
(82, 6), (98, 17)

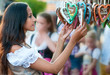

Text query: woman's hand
(51, 22), (74, 62)
(59, 22), (74, 42)
(70, 22), (87, 43)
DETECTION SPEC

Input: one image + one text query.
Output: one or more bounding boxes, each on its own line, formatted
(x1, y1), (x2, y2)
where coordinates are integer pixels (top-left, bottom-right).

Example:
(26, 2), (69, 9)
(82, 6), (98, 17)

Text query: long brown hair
(0, 2), (28, 75)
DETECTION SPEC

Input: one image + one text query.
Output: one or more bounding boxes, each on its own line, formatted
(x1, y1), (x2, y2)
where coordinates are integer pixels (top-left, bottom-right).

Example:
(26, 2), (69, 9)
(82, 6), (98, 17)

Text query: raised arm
(44, 22), (73, 53)
(30, 22), (87, 74)
(51, 22), (74, 62)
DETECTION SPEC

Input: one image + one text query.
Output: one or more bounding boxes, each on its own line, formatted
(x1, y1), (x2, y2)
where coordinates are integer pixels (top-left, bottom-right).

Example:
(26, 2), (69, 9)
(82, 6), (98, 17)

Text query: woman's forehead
(27, 6), (32, 14)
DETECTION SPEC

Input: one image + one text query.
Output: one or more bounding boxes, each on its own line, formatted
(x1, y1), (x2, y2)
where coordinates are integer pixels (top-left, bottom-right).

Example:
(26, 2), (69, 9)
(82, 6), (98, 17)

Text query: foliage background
(15, 0), (46, 16)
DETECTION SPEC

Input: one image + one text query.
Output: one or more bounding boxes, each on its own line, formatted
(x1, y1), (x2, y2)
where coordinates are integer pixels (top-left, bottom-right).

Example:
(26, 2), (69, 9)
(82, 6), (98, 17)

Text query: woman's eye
(29, 15), (32, 18)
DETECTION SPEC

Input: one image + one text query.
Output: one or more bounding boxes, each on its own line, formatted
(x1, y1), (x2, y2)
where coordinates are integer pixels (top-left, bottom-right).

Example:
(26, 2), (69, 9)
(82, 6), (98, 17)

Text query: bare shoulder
(10, 45), (22, 53)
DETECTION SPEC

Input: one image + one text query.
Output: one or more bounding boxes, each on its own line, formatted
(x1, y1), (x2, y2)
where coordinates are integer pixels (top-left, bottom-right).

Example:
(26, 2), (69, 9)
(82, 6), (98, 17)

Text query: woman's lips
(32, 24), (35, 27)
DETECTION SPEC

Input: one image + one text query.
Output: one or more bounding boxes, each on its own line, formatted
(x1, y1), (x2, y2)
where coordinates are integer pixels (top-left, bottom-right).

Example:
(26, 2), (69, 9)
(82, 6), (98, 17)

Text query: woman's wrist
(58, 34), (66, 43)
(69, 39), (77, 46)
(69, 37), (77, 44)
(58, 36), (65, 45)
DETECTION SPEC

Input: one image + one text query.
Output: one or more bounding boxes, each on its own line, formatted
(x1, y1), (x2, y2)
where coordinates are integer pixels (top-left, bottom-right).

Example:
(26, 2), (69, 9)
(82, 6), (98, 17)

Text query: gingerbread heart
(56, 8), (66, 24)
(56, 7), (75, 25)
(93, 4), (101, 26)
(78, 8), (84, 26)
(93, 4), (99, 22)
(98, 4), (110, 22)
(86, 4), (92, 24)
(73, 16), (79, 29)
(60, 7), (73, 24)
(66, 2), (78, 23)
(102, 13), (110, 28)
(56, 7), (79, 28)
(77, 2), (86, 19)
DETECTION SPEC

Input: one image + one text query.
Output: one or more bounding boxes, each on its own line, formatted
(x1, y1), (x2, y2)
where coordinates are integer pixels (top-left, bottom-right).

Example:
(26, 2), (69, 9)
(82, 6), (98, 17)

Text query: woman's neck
(24, 29), (27, 33)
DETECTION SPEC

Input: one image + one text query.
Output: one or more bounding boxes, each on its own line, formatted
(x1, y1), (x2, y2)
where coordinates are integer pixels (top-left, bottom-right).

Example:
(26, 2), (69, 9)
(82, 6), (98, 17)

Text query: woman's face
(36, 16), (50, 32)
(24, 6), (36, 32)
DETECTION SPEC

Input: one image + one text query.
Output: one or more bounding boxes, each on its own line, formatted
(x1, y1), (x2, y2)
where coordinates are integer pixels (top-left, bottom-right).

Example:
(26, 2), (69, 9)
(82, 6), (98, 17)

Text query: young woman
(0, 2), (87, 75)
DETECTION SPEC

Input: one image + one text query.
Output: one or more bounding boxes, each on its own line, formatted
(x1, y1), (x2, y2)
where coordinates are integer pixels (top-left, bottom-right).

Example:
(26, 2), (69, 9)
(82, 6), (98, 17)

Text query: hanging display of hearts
(56, 0), (110, 28)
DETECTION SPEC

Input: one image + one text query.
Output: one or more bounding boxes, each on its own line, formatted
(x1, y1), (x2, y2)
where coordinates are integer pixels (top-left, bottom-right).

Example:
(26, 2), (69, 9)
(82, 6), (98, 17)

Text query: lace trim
(7, 47), (39, 68)
(22, 53), (38, 68)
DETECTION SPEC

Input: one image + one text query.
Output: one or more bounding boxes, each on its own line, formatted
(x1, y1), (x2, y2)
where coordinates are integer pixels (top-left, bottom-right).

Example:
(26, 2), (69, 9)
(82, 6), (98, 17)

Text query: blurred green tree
(15, 0), (46, 16)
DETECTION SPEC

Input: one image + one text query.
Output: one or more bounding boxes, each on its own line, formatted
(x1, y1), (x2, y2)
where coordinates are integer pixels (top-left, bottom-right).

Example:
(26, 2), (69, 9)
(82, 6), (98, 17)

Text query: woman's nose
(35, 18), (37, 22)
(33, 16), (37, 22)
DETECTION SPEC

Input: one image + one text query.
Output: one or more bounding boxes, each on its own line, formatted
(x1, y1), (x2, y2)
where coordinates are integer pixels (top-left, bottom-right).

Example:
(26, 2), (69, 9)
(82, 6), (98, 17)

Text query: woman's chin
(29, 28), (35, 31)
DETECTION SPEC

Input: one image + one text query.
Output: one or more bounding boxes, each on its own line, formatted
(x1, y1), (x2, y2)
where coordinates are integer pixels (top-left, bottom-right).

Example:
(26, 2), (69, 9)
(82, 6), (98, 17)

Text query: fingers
(63, 31), (71, 39)
(81, 26), (87, 36)
(78, 22), (86, 32)
(68, 24), (73, 30)
(65, 22), (73, 31)
(75, 24), (81, 31)
(61, 22), (67, 31)
(64, 22), (74, 30)
(64, 22), (68, 26)
(80, 22), (87, 37)
(64, 22), (68, 29)
(66, 24), (70, 30)
(75, 22), (87, 37)
(71, 22), (75, 29)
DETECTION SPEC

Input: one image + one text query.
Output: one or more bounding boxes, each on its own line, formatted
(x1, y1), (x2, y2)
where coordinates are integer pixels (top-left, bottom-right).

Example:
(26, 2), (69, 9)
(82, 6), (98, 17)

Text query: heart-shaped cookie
(102, 13), (110, 28)
(56, 7), (75, 25)
(93, 4), (101, 26)
(86, 5), (92, 24)
(73, 16), (79, 29)
(98, 4), (110, 22)
(77, 2), (86, 19)
(66, 2), (78, 22)
(60, 7), (73, 24)
(78, 8), (84, 26)
(56, 8), (66, 24)
(93, 4), (99, 22)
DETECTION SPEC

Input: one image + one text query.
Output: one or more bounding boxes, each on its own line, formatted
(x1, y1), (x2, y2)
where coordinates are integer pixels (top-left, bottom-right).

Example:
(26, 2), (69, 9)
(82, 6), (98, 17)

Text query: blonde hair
(86, 30), (97, 40)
